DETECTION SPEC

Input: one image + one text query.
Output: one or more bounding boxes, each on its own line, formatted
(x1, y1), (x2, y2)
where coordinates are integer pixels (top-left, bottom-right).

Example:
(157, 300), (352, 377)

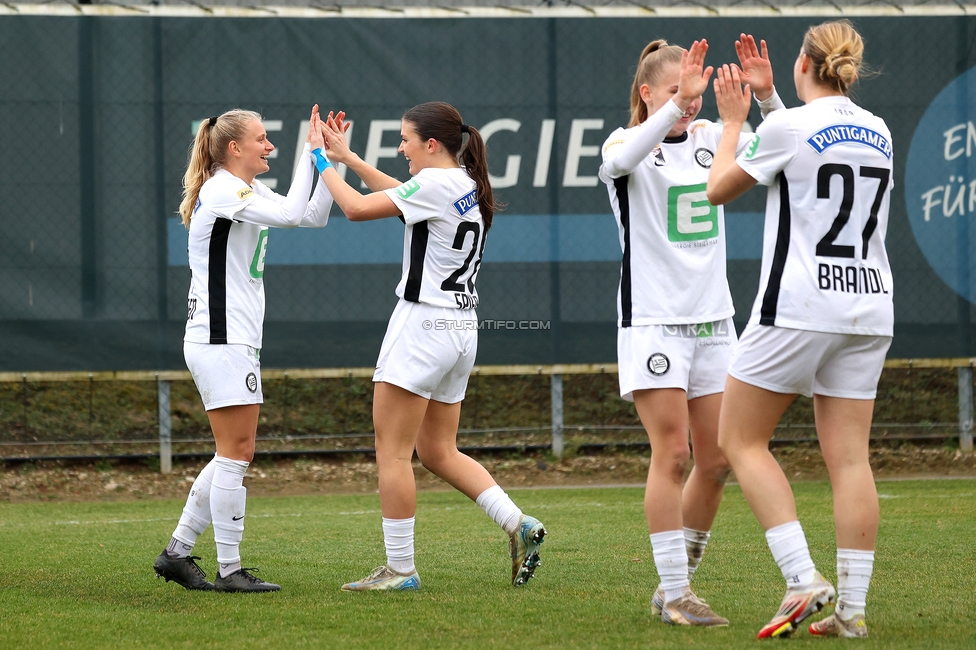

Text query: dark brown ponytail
(402, 101), (499, 231)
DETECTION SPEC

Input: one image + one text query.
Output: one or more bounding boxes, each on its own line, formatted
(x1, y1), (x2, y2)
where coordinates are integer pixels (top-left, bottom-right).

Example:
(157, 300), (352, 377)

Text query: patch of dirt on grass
(2, 443), (975, 503)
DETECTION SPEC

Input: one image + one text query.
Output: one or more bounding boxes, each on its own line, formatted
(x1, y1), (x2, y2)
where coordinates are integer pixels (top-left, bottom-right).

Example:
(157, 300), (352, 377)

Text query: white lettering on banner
(480, 119), (522, 188)
(943, 122), (976, 161)
(533, 119), (556, 187)
(919, 175), (976, 221)
(204, 116), (624, 191)
(363, 120), (403, 189)
(292, 119), (354, 183)
(563, 119), (604, 187)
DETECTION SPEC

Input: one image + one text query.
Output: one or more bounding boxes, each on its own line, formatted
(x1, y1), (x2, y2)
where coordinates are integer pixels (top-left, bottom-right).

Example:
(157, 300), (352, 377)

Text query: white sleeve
(384, 172), (445, 226)
(600, 100), (685, 179)
(231, 143), (316, 228)
(736, 111), (798, 186)
(756, 87), (786, 119)
(299, 176), (334, 228)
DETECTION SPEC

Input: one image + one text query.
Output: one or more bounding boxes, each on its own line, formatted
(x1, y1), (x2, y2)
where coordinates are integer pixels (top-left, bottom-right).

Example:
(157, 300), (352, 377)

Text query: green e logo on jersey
(667, 184), (718, 242)
(395, 179), (421, 199)
(744, 134), (761, 160)
(250, 229), (268, 279)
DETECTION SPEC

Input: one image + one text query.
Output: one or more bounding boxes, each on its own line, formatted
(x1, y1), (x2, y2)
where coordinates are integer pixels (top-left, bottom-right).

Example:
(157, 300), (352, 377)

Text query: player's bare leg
(683, 393), (729, 534)
(719, 377), (833, 637)
(343, 382), (428, 591)
(416, 399), (546, 587)
(811, 395), (878, 635)
(635, 388), (727, 626)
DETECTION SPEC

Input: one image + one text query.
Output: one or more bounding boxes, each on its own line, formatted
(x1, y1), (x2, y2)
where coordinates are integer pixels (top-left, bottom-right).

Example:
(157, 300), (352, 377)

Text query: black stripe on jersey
(613, 176), (633, 328)
(404, 221), (429, 303)
(759, 173), (791, 326)
(208, 218), (232, 344)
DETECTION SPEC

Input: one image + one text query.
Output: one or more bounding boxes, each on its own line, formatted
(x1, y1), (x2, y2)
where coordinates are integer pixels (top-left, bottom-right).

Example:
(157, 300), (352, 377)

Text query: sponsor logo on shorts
(237, 187), (254, 200)
(647, 353), (670, 376)
(694, 148), (714, 168)
(245, 372), (258, 393)
(663, 321), (730, 338)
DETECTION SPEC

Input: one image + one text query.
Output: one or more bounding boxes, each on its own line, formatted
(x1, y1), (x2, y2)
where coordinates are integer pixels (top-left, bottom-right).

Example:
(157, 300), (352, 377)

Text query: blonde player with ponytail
(709, 21), (892, 639)
(153, 106), (333, 593)
(599, 37), (782, 626)
(316, 102), (547, 591)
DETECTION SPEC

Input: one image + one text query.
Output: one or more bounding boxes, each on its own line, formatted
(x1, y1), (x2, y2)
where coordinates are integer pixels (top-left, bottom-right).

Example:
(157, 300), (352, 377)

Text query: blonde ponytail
(178, 109), (263, 227)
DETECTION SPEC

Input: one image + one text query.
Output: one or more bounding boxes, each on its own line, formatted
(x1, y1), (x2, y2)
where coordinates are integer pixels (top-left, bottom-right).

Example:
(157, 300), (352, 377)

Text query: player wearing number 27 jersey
(737, 96), (893, 336)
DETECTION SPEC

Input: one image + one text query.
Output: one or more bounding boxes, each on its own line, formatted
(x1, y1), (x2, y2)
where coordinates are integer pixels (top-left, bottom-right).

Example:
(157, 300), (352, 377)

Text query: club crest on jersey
(806, 125), (892, 159)
(245, 372), (258, 393)
(694, 148), (714, 168)
(647, 353), (670, 376)
(237, 187), (254, 200)
(652, 146), (666, 167)
(453, 189), (479, 216)
(395, 179), (421, 199)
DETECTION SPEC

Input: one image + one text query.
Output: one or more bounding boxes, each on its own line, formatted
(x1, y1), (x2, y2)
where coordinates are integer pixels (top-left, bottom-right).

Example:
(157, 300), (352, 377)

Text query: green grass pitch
(1, 480), (974, 648)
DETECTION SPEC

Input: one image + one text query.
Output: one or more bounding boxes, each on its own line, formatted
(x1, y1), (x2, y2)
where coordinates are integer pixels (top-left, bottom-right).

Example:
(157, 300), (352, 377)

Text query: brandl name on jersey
(806, 125), (892, 159)
(818, 263), (890, 295)
(453, 189), (478, 216)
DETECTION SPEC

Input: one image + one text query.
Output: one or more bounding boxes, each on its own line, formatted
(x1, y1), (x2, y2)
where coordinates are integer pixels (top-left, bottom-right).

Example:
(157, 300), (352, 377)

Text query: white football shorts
(184, 341), (263, 410)
(729, 324), (891, 399)
(617, 318), (736, 402)
(373, 299), (477, 404)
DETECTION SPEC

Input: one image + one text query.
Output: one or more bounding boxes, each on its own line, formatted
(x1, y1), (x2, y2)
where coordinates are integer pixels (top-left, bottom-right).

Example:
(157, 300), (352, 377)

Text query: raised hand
(320, 111), (354, 166)
(307, 104), (325, 151)
(676, 39), (714, 108)
(733, 34), (773, 101)
(713, 64), (752, 126)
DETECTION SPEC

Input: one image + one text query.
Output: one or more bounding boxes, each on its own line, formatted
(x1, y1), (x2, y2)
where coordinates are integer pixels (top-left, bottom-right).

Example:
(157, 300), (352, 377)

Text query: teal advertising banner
(1, 15), (975, 370)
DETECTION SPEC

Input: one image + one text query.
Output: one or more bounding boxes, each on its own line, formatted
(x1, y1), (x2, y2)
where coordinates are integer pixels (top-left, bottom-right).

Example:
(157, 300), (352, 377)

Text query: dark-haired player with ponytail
(599, 37), (782, 626)
(316, 101), (546, 591)
(153, 106), (333, 593)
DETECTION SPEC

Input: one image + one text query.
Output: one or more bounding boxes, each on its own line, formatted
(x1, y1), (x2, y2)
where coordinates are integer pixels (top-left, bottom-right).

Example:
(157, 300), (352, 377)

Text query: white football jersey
(385, 167), (485, 310)
(737, 96), (894, 336)
(600, 106), (752, 327)
(184, 147), (332, 347)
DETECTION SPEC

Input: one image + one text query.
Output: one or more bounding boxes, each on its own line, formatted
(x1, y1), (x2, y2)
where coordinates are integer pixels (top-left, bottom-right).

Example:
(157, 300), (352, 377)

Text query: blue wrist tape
(311, 148), (332, 173)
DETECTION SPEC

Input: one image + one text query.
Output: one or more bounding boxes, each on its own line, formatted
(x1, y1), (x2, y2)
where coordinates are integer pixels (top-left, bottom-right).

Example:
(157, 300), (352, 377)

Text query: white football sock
(211, 456), (248, 575)
(684, 527), (710, 577)
(383, 517), (416, 575)
(766, 521), (817, 588)
(171, 456), (218, 551)
(836, 548), (874, 620)
(650, 530), (691, 603)
(475, 485), (523, 536)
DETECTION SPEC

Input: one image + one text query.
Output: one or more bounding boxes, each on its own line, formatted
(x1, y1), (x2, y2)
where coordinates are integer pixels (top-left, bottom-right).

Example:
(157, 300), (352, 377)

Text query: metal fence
(1, 361), (972, 471)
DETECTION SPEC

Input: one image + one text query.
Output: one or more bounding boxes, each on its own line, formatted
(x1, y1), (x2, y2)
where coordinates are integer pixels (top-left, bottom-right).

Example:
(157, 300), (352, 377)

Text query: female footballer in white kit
(599, 37), (781, 626)
(708, 21), (893, 639)
(153, 107), (334, 592)
(315, 101), (546, 591)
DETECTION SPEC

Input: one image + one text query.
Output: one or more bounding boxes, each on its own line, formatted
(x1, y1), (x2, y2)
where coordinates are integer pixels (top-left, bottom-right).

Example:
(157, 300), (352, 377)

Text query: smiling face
(397, 120), (432, 175)
(642, 62), (702, 138)
(230, 119), (275, 180)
